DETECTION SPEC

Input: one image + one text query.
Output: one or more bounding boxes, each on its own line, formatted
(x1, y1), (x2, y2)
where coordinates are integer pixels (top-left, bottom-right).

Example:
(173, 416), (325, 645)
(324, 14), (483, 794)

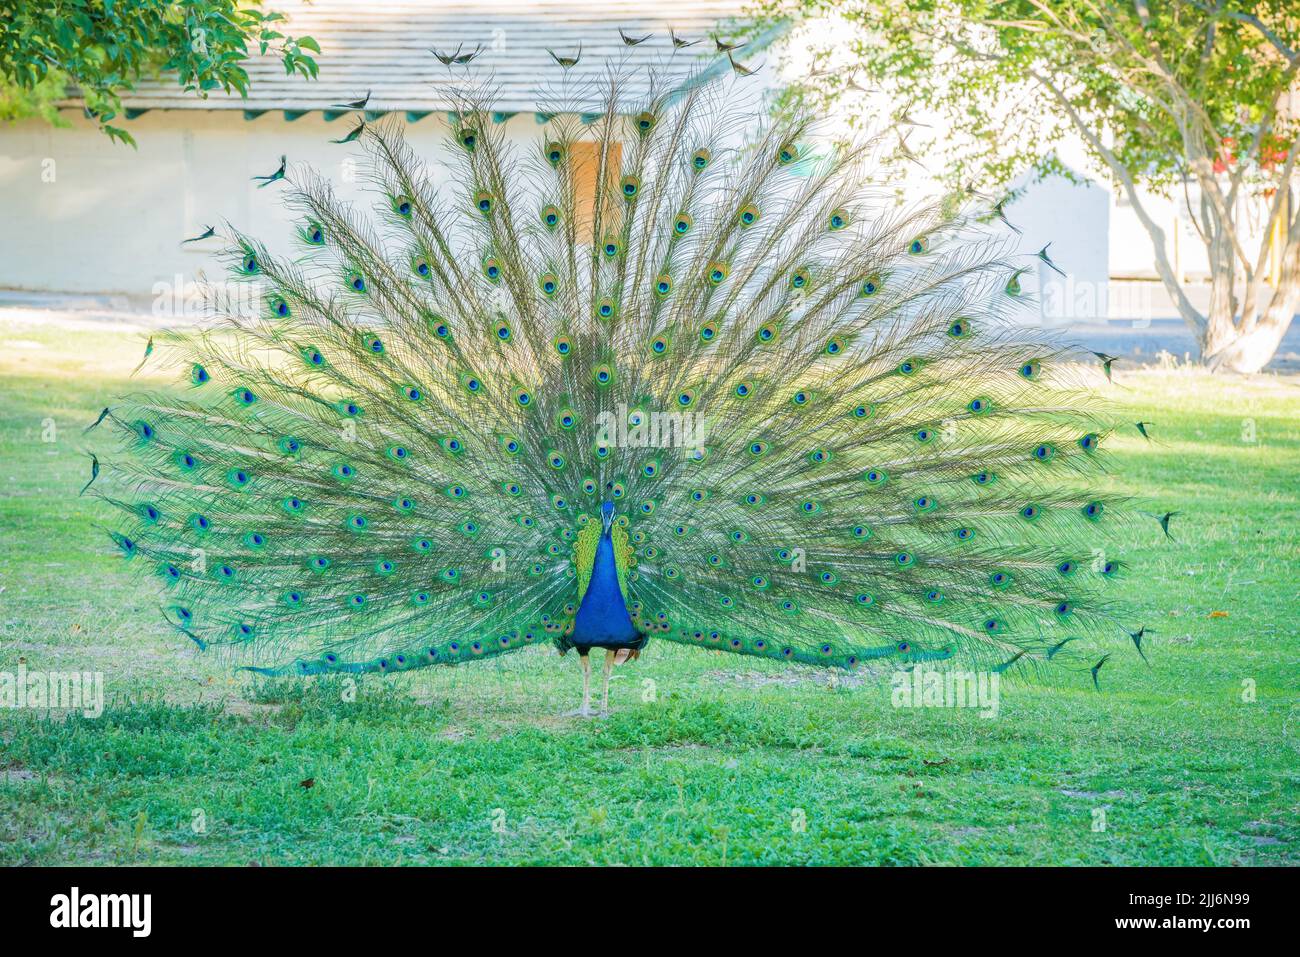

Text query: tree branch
(1216, 9), (1300, 63)
(1028, 66), (1207, 331)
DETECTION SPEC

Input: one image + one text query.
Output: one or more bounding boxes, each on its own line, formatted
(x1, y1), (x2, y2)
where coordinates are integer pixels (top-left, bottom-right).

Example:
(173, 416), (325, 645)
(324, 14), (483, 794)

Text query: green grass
(1, 324), (1297, 865)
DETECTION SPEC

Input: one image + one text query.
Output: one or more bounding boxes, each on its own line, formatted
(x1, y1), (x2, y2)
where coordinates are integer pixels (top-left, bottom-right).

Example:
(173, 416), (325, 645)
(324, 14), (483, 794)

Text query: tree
(0, 0), (318, 147)
(757, 0), (1300, 373)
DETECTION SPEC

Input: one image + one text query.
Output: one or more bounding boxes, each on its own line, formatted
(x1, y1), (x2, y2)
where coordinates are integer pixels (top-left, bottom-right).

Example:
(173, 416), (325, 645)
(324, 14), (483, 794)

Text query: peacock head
(600, 500), (615, 534)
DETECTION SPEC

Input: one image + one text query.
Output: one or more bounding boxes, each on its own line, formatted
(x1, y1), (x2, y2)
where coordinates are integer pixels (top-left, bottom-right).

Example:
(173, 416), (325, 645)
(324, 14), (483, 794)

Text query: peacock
(87, 54), (1139, 716)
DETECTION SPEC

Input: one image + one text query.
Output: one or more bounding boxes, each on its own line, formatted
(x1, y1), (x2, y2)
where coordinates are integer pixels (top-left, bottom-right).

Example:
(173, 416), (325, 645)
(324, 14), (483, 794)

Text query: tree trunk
(1205, 295), (1298, 373)
(1201, 233), (1242, 358)
(1205, 320), (1292, 372)
(1206, 238), (1300, 373)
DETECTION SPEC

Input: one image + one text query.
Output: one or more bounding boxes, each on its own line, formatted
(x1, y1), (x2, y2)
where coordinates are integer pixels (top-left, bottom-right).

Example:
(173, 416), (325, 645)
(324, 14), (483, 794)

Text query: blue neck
(571, 527), (639, 646)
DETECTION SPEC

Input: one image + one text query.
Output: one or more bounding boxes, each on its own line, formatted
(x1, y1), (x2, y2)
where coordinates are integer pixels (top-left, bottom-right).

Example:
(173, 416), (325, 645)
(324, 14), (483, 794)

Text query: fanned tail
(91, 58), (1139, 682)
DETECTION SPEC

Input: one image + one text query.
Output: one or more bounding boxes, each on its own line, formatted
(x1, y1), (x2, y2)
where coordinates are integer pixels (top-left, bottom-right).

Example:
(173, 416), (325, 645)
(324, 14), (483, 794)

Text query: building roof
(112, 0), (766, 117)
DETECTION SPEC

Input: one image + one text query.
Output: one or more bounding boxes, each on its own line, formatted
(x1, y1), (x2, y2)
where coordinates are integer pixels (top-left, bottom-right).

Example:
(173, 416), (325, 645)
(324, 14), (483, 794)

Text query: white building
(0, 1), (765, 304)
(0, 0), (1267, 327)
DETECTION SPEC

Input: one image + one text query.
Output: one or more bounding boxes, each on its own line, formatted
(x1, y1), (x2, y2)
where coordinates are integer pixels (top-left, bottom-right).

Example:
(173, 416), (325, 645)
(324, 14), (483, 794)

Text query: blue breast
(571, 531), (640, 647)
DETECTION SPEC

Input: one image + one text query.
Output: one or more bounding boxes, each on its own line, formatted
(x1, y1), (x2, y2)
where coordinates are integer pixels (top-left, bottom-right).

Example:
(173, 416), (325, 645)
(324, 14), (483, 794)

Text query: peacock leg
(595, 650), (611, 717)
(563, 653), (593, 717)
(598, 650), (618, 717)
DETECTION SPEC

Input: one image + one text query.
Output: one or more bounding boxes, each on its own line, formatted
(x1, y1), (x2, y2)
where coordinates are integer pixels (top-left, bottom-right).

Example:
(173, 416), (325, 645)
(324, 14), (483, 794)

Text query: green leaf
(103, 124), (136, 148)
(0, 0), (321, 144)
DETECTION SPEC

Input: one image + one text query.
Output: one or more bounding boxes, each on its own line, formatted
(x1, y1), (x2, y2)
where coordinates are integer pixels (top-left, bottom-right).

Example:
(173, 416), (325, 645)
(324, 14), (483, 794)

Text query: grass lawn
(1, 321), (1297, 866)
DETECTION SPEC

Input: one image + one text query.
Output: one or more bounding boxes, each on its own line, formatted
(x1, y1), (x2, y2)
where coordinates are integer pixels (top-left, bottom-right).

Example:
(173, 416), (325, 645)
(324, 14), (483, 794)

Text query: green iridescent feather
(88, 60), (1140, 683)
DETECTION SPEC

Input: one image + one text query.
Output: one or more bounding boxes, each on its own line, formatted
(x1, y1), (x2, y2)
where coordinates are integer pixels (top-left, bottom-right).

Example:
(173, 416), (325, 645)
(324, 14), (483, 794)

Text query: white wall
(0, 89), (772, 303)
(0, 110), (539, 299)
(1006, 168), (1111, 325)
(1, 104), (1263, 320)
(1110, 181), (1272, 283)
